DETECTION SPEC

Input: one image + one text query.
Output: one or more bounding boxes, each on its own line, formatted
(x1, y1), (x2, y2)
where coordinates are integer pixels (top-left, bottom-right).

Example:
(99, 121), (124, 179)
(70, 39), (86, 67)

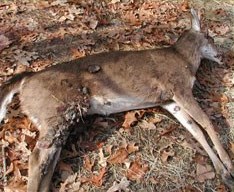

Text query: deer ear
(191, 8), (201, 32)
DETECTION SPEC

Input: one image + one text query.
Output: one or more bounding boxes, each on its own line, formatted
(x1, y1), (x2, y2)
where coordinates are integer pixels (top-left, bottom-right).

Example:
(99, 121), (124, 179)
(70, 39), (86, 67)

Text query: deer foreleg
(162, 101), (234, 188)
(162, 102), (228, 174)
(172, 93), (233, 174)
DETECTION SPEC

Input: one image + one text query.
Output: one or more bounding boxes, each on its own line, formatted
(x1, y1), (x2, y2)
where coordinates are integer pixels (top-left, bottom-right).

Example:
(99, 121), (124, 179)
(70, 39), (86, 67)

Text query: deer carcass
(0, 9), (233, 191)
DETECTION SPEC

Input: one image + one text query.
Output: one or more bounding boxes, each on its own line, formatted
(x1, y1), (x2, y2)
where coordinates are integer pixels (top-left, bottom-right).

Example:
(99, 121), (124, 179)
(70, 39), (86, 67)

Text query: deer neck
(174, 35), (202, 75)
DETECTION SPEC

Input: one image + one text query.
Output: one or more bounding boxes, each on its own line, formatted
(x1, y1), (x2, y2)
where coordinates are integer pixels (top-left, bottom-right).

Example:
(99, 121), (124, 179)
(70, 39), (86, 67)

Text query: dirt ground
(0, 0), (234, 191)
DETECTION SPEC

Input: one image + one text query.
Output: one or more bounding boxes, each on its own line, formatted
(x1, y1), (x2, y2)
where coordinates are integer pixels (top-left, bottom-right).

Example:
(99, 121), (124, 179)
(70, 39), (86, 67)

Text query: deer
(0, 8), (233, 191)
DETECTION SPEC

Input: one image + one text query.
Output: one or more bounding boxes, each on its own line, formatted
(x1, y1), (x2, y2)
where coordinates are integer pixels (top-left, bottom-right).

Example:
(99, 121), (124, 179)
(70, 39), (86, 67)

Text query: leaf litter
(0, 0), (234, 191)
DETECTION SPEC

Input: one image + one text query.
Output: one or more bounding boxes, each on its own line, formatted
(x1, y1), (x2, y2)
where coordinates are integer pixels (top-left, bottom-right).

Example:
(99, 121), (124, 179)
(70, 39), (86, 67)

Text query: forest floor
(0, 0), (234, 191)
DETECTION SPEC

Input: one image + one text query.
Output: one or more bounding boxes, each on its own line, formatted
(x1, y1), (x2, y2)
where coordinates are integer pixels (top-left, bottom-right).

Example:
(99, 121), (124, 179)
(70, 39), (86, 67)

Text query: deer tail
(0, 72), (32, 123)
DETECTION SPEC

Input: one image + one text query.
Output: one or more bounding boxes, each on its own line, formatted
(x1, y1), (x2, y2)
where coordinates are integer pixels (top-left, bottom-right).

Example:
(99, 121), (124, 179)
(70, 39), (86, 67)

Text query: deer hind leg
(22, 102), (88, 191)
(19, 77), (90, 191)
(26, 106), (87, 192)
(172, 93), (234, 184)
(27, 114), (73, 192)
(28, 141), (62, 192)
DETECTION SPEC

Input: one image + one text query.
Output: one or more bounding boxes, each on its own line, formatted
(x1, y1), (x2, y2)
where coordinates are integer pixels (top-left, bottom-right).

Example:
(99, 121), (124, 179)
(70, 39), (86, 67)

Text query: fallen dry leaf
(126, 159), (149, 181)
(126, 143), (139, 154)
(148, 114), (162, 124)
(14, 50), (38, 66)
(139, 120), (156, 130)
(215, 25), (230, 35)
(160, 148), (175, 162)
(84, 155), (95, 172)
(180, 0), (189, 12)
(107, 177), (130, 192)
(51, 0), (68, 6)
(180, 139), (194, 150)
(4, 177), (27, 192)
(0, 34), (11, 52)
(108, 143), (139, 164)
(159, 125), (178, 136)
(83, 167), (106, 187)
(108, 148), (129, 164)
(98, 148), (108, 167)
(194, 154), (209, 165)
(71, 48), (86, 59)
(212, 94), (229, 103)
(214, 8), (227, 17)
(122, 111), (139, 129)
(180, 134), (207, 156)
(196, 164), (215, 182)
(89, 19), (99, 30)
(4, 132), (18, 144)
(59, 173), (80, 192)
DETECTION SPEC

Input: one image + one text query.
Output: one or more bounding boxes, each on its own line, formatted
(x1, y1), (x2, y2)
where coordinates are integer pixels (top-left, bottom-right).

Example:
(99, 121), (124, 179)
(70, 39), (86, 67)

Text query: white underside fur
(0, 90), (16, 123)
(0, 79), (24, 123)
(88, 95), (157, 115)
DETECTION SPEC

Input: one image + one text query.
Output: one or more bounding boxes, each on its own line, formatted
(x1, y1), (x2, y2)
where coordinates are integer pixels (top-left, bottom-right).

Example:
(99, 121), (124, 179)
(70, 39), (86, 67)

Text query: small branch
(1, 140), (7, 186)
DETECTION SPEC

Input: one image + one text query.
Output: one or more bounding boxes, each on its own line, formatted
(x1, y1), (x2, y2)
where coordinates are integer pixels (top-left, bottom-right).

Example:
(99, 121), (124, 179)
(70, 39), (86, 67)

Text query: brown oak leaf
(108, 148), (129, 164)
(126, 159), (149, 181)
(196, 164), (215, 182)
(122, 111), (139, 129)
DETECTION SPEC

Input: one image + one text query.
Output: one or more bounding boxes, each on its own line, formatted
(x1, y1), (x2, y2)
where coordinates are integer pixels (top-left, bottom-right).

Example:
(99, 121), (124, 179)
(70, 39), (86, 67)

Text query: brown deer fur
(0, 9), (233, 191)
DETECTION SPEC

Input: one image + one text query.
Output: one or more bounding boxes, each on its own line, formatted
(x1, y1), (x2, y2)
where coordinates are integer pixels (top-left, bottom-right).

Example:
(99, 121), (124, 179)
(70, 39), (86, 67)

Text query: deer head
(191, 8), (223, 64)
(173, 8), (222, 76)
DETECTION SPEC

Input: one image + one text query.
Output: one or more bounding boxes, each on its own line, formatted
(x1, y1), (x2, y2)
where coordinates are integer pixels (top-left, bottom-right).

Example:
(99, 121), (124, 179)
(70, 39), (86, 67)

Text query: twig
(1, 140), (7, 186)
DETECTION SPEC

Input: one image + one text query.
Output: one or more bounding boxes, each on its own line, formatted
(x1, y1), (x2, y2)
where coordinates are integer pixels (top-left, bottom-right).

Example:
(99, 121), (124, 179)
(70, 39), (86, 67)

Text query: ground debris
(0, 0), (233, 191)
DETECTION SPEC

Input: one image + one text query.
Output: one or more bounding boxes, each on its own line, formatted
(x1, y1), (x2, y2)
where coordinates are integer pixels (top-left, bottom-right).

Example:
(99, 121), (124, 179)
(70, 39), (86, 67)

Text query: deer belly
(87, 95), (157, 115)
